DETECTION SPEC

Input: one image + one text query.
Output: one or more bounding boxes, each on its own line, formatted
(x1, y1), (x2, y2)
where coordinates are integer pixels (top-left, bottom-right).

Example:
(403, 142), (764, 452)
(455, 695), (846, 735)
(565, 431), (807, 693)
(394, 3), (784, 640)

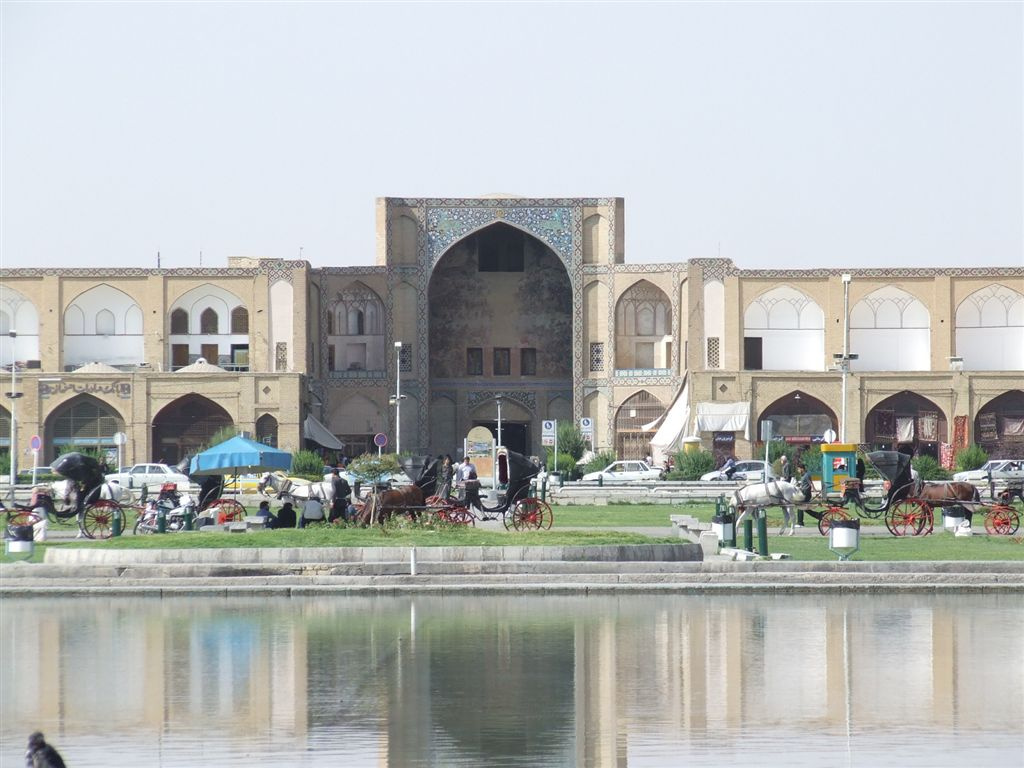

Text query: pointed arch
(614, 390), (664, 459)
(850, 286), (930, 371)
(168, 283), (249, 372)
(582, 213), (608, 264)
(703, 280), (725, 369)
(255, 413), (279, 448)
(955, 284), (1024, 370)
(328, 281), (386, 373)
(865, 391), (946, 459)
(973, 389), (1024, 455)
(743, 285), (825, 371)
(757, 391), (836, 441)
(152, 395), (234, 465)
(43, 394), (127, 460)
(583, 280), (609, 375)
(63, 284), (144, 367)
(615, 280), (672, 371)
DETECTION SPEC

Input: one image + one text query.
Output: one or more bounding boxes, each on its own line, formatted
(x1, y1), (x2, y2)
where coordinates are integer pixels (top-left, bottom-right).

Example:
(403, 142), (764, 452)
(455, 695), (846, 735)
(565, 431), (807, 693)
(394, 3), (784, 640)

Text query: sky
(1, 1), (1022, 272)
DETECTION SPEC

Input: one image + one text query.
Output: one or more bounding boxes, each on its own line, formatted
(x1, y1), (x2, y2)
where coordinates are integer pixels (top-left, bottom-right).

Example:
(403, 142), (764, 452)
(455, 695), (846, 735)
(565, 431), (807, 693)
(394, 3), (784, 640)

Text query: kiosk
(821, 443), (859, 496)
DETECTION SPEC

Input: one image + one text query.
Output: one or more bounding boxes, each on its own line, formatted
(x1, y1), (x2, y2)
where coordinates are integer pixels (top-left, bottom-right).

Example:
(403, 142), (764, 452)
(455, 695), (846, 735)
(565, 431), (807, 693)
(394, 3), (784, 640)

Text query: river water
(1, 592), (1021, 767)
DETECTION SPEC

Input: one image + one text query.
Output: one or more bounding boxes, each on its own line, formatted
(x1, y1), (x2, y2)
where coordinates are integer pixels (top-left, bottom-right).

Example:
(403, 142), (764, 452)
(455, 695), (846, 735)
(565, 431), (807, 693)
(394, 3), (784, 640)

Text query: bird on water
(26, 732), (67, 768)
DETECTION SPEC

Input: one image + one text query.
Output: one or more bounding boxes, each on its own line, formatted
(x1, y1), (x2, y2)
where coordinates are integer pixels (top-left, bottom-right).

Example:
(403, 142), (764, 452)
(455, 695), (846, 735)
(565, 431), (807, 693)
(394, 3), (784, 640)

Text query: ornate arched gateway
(152, 395), (233, 465)
(427, 221), (572, 456)
(757, 391), (837, 445)
(865, 391), (947, 459)
(42, 394), (126, 464)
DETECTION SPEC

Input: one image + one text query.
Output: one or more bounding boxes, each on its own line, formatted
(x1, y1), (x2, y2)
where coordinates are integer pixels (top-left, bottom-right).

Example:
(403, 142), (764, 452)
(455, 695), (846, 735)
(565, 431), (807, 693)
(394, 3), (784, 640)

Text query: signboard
(580, 417), (594, 444)
(541, 419), (556, 447)
(112, 431), (127, 446)
(29, 435), (41, 451)
(373, 433), (388, 448)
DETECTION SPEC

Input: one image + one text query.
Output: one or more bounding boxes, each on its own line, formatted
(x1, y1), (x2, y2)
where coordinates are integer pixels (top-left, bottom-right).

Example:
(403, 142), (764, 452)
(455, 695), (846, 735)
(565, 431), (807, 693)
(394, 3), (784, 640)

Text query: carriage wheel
(81, 500), (120, 539)
(817, 506), (850, 536)
(506, 498), (553, 531)
(984, 505), (1020, 536)
(207, 499), (246, 524)
(433, 503), (474, 526)
(886, 500), (931, 537)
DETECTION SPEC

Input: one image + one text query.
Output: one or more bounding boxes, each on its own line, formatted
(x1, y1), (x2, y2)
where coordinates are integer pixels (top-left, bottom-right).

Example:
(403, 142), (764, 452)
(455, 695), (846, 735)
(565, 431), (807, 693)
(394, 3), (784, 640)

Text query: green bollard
(743, 517), (754, 552)
(157, 504), (166, 534)
(559, 473), (564, 488)
(598, 475), (603, 487)
(112, 506), (123, 537)
(183, 504), (194, 531)
(756, 509), (769, 556)
(540, 478), (547, 503)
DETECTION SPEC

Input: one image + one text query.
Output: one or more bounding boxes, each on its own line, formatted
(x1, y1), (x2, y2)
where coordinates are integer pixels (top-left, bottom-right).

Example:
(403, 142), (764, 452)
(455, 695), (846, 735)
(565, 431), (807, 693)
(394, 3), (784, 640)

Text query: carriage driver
(329, 468), (352, 522)
(796, 464), (813, 502)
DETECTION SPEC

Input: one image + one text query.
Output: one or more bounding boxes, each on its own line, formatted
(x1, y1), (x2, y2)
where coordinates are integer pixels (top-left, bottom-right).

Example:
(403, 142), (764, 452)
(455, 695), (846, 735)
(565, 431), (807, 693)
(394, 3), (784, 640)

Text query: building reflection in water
(1, 593), (1020, 767)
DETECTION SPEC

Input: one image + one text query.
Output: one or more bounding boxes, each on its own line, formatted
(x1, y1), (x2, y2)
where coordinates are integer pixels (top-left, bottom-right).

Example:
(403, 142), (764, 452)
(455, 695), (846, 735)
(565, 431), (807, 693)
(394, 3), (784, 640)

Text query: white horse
(49, 478), (131, 506)
(728, 480), (802, 536)
(258, 472), (334, 504)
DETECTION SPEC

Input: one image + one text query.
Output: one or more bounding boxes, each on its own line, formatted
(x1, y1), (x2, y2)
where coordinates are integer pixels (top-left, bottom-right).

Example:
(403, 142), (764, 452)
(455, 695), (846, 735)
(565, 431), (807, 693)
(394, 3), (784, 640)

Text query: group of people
(433, 453), (486, 515)
(251, 467), (358, 528)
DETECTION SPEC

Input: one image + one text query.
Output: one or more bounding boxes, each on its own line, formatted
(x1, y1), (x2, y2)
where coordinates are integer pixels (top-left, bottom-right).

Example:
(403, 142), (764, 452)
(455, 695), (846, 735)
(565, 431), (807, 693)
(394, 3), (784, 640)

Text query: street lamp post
(394, 341), (402, 455)
(495, 394), (503, 450)
(7, 330), (22, 487)
(840, 274), (851, 443)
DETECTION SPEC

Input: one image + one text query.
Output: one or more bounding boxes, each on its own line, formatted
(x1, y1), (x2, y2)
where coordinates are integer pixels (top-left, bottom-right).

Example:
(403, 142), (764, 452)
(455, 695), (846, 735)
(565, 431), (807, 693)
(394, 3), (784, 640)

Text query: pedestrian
(438, 454), (454, 498)
(277, 501), (297, 528)
(781, 454), (793, 482)
(796, 463), (813, 502)
(256, 500), (279, 529)
(460, 457), (485, 516)
(299, 495), (324, 528)
(329, 468), (351, 522)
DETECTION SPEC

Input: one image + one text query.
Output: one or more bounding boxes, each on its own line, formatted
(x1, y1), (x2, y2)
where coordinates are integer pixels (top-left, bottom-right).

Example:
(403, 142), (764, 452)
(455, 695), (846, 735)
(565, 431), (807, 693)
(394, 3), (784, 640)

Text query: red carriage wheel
(442, 505), (475, 526)
(507, 498), (553, 531)
(208, 499), (246, 524)
(817, 506), (850, 536)
(6, 510), (43, 529)
(886, 499), (931, 537)
(81, 500), (120, 539)
(985, 505), (1020, 536)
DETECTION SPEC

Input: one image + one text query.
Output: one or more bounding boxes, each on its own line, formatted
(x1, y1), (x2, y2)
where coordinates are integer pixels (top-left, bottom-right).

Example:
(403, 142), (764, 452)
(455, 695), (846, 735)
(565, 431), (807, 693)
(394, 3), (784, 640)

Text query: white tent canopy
(649, 374), (693, 465)
(695, 401), (751, 440)
(303, 415), (345, 451)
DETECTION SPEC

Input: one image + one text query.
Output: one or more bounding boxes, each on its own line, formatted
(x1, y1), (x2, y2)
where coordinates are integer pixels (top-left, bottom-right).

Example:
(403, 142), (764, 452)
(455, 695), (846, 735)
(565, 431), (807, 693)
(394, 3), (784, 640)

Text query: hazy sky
(1, 1), (1021, 271)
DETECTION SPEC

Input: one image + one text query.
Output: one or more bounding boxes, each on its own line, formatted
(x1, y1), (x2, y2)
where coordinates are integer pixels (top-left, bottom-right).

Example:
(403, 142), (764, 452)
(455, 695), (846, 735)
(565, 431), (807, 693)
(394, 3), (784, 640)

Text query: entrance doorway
(474, 421), (530, 456)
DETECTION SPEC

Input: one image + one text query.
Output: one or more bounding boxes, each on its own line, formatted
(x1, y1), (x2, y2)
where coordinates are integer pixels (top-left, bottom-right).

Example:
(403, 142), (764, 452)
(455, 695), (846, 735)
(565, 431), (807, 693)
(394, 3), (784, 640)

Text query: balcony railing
(613, 368), (672, 378)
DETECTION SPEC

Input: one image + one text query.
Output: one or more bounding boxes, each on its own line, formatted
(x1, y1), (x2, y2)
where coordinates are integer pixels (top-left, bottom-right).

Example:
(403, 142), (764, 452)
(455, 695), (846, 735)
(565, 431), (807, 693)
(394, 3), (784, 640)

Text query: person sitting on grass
(298, 496), (324, 528)
(256, 500), (279, 529)
(276, 502), (296, 528)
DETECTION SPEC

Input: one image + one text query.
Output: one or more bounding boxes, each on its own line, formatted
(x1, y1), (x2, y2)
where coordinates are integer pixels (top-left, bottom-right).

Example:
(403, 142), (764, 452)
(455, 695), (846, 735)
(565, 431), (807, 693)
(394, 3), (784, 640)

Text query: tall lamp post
(495, 394), (503, 450)
(393, 341), (402, 455)
(839, 274), (852, 443)
(7, 330), (22, 487)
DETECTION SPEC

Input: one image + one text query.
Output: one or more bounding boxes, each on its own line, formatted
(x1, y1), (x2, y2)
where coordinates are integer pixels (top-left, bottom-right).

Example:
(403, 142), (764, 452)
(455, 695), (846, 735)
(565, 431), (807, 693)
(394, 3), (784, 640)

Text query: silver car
(105, 463), (192, 491)
(701, 460), (777, 482)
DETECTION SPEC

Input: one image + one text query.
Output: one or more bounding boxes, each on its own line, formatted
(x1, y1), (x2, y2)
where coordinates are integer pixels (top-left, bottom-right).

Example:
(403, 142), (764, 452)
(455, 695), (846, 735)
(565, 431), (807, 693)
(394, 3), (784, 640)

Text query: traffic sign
(29, 434), (41, 451)
(373, 432), (388, 448)
(580, 417), (594, 445)
(113, 431), (127, 446)
(542, 419), (556, 447)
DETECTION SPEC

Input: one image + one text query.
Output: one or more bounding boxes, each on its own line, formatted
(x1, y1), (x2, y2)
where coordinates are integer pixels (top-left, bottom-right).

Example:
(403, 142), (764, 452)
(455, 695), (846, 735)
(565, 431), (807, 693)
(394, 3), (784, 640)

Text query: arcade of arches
(152, 396), (233, 465)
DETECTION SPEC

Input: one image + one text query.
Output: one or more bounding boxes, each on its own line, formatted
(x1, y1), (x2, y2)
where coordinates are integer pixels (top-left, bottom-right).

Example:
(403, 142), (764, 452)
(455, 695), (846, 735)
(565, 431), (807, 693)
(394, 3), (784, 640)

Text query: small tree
(954, 444), (988, 473)
(912, 455), (951, 481)
(347, 453), (402, 487)
(672, 449), (716, 480)
(291, 449), (325, 480)
(555, 422), (588, 462)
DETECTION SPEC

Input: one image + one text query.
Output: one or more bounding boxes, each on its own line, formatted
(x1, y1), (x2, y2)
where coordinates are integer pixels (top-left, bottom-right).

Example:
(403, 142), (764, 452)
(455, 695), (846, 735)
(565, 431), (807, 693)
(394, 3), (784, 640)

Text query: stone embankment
(3, 544), (1021, 596)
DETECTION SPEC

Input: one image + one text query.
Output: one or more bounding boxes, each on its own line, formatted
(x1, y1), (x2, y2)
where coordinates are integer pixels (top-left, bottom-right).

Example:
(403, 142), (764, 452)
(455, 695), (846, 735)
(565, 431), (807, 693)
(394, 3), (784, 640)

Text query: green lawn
(5, 501), (1022, 563)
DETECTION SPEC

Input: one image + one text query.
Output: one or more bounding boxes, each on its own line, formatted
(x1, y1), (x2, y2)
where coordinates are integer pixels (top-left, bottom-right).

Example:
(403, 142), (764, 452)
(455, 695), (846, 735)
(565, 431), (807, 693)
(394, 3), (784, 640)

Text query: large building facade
(1, 196), (1022, 472)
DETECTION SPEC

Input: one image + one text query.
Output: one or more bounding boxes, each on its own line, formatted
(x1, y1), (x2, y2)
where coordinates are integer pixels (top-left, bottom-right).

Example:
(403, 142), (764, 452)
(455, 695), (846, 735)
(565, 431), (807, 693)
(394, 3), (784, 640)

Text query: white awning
(303, 415), (345, 450)
(650, 374), (692, 461)
(695, 401), (751, 440)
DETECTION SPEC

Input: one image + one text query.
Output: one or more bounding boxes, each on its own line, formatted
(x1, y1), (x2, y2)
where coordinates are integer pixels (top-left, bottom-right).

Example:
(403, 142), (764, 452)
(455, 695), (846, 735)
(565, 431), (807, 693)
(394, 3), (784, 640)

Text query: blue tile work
(426, 205), (574, 267)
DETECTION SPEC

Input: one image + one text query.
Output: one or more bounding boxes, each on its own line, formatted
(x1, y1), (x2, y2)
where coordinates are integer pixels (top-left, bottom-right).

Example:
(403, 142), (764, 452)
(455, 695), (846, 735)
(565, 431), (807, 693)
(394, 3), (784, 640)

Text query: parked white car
(582, 460), (664, 482)
(701, 460), (777, 483)
(105, 463), (192, 491)
(952, 459), (1024, 483)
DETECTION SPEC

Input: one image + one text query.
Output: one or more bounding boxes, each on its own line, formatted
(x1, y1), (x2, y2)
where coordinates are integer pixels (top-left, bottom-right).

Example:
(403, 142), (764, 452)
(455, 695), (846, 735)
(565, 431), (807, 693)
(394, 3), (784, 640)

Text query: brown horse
(917, 481), (980, 504)
(358, 485), (425, 526)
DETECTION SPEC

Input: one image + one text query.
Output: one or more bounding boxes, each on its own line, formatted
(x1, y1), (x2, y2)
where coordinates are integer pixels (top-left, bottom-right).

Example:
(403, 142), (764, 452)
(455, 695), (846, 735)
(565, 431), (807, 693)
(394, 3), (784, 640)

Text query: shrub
(582, 450), (617, 475)
(291, 449), (326, 480)
(672, 450), (716, 481)
(545, 450), (577, 477)
(556, 423), (588, 461)
(912, 455), (951, 481)
(347, 453), (402, 485)
(954, 444), (988, 472)
(795, 445), (822, 477)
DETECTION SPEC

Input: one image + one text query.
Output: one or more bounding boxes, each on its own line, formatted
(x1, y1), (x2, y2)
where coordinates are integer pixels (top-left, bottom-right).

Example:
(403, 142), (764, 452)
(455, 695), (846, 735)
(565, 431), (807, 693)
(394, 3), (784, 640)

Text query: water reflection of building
(1, 595), (1022, 765)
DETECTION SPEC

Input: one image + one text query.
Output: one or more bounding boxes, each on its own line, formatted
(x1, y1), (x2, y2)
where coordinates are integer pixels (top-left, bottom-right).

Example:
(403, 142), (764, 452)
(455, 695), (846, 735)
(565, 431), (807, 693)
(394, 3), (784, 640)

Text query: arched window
(231, 306), (249, 334)
(200, 308), (219, 334)
(170, 309), (188, 334)
(615, 280), (672, 370)
(326, 311), (334, 335)
(348, 308), (365, 335)
(95, 309), (115, 336)
(256, 414), (279, 447)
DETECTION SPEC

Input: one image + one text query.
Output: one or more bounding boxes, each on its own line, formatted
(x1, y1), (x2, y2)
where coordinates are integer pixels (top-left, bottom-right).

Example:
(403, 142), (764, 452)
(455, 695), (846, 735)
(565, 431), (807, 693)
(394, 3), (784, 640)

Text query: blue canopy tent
(189, 435), (293, 477)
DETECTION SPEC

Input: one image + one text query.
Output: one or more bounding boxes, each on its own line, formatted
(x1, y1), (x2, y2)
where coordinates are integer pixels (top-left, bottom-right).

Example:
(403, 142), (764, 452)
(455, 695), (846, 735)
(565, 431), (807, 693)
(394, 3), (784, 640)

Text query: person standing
(438, 454), (454, 498)
(796, 463), (813, 502)
(329, 468), (351, 522)
(781, 455), (793, 483)
(460, 457), (483, 515)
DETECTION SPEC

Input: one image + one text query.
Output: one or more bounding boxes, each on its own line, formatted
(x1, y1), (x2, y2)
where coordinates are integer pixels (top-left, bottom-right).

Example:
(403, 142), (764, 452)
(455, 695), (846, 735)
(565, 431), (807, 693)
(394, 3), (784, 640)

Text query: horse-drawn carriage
(728, 449), (1020, 539)
(798, 450), (1019, 537)
(354, 449), (552, 530)
(425, 449), (553, 530)
(3, 452), (135, 539)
